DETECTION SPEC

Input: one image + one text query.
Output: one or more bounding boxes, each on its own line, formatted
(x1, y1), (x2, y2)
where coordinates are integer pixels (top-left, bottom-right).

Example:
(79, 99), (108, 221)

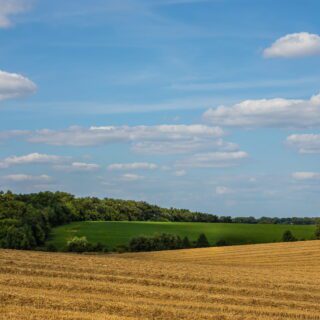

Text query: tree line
(66, 233), (211, 253)
(66, 229), (317, 254)
(1, 190), (319, 250)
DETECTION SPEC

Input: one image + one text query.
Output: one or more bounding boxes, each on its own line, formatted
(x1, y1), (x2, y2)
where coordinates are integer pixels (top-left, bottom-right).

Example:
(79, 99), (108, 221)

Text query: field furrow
(1, 241), (319, 320)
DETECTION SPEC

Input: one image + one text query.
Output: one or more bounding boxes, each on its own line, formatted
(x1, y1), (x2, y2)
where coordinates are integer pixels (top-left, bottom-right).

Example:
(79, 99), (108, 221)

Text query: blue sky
(0, 0), (320, 217)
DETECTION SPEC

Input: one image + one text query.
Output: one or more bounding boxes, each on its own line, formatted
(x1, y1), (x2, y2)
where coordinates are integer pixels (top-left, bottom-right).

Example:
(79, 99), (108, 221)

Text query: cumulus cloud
(264, 32), (320, 58)
(203, 93), (320, 128)
(0, 0), (32, 28)
(54, 162), (100, 172)
(0, 70), (36, 101)
(287, 134), (320, 154)
(120, 173), (144, 181)
(4, 174), (51, 182)
(177, 151), (248, 168)
(292, 172), (320, 180)
(0, 153), (65, 168)
(108, 162), (158, 171)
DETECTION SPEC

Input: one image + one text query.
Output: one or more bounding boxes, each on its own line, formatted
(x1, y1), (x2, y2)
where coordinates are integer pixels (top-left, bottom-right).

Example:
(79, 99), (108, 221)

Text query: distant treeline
(0, 190), (319, 250)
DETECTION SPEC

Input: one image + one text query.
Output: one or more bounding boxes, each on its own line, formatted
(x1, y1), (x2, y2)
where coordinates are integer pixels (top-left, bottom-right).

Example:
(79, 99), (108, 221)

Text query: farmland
(48, 220), (316, 250)
(1, 240), (320, 319)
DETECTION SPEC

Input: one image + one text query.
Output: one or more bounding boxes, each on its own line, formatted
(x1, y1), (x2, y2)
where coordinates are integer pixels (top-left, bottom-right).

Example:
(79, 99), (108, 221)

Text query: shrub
(92, 242), (108, 252)
(182, 236), (192, 248)
(46, 243), (58, 252)
(115, 245), (129, 253)
(282, 230), (297, 242)
(129, 236), (153, 252)
(196, 233), (210, 248)
(216, 239), (228, 247)
(67, 236), (91, 253)
(315, 224), (320, 240)
(129, 233), (184, 252)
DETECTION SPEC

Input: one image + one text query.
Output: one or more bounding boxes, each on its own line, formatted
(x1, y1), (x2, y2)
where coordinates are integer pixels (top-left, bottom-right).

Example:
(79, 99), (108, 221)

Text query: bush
(282, 230), (297, 242)
(46, 243), (58, 252)
(92, 242), (108, 252)
(67, 236), (91, 253)
(115, 245), (129, 253)
(66, 237), (108, 253)
(216, 239), (228, 247)
(182, 236), (192, 248)
(129, 233), (185, 252)
(129, 236), (153, 252)
(315, 224), (320, 240)
(196, 233), (210, 248)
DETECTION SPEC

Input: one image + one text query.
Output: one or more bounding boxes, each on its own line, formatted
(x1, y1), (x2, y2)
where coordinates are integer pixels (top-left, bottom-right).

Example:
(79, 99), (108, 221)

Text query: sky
(0, 0), (320, 217)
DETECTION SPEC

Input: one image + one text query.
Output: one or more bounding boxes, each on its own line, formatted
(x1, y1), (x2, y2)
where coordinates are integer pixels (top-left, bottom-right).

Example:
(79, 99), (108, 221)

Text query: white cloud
(23, 124), (229, 154)
(132, 139), (237, 155)
(54, 162), (100, 172)
(4, 174), (51, 182)
(292, 172), (320, 180)
(108, 162), (158, 171)
(27, 124), (224, 146)
(203, 93), (320, 128)
(0, 153), (65, 168)
(120, 173), (144, 181)
(177, 151), (248, 168)
(0, 0), (32, 28)
(287, 134), (320, 154)
(0, 70), (36, 101)
(264, 32), (320, 58)
(215, 186), (233, 195)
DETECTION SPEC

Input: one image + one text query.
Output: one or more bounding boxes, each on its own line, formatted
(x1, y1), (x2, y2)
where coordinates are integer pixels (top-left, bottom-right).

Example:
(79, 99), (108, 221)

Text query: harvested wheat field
(1, 241), (320, 320)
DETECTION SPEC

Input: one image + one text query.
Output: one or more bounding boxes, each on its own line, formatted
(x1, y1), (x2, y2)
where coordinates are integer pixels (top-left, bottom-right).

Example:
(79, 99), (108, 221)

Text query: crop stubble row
(1, 240), (320, 319)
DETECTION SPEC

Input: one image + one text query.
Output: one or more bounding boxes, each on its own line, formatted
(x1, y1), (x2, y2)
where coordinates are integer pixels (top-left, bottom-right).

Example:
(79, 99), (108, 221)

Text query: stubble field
(1, 240), (320, 320)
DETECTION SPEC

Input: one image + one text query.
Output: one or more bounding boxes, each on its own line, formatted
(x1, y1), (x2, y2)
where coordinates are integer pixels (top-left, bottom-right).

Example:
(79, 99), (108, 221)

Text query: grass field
(47, 221), (316, 250)
(1, 240), (320, 319)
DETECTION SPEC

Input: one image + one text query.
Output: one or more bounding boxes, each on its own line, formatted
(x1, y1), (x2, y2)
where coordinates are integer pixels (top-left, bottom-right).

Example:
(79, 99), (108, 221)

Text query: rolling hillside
(1, 240), (320, 319)
(48, 221), (316, 250)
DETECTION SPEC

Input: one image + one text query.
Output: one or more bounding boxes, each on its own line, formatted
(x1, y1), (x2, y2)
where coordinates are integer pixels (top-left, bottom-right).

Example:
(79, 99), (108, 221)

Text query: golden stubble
(1, 240), (320, 320)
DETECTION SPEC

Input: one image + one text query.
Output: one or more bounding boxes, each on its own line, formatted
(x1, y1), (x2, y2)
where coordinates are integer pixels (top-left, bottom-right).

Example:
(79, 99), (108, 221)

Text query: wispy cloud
(3, 174), (51, 182)
(170, 77), (320, 92)
(12, 125), (228, 155)
(292, 172), (320, 180)
(177, 151), (248, 168)
(0, 153), (66, 169)
(120, 173), (144, 181)
(108, 162), (158, 171)
(287, 134), (320, 154)
(54, 162), (100, 172)
(152, 0), (212, 6)
(215, 186), (233, 195)
(0, 0), (33, 28)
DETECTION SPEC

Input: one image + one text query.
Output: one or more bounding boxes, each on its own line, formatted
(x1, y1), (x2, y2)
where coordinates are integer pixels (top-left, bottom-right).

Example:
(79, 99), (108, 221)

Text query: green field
(47, 221), (316, 250)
